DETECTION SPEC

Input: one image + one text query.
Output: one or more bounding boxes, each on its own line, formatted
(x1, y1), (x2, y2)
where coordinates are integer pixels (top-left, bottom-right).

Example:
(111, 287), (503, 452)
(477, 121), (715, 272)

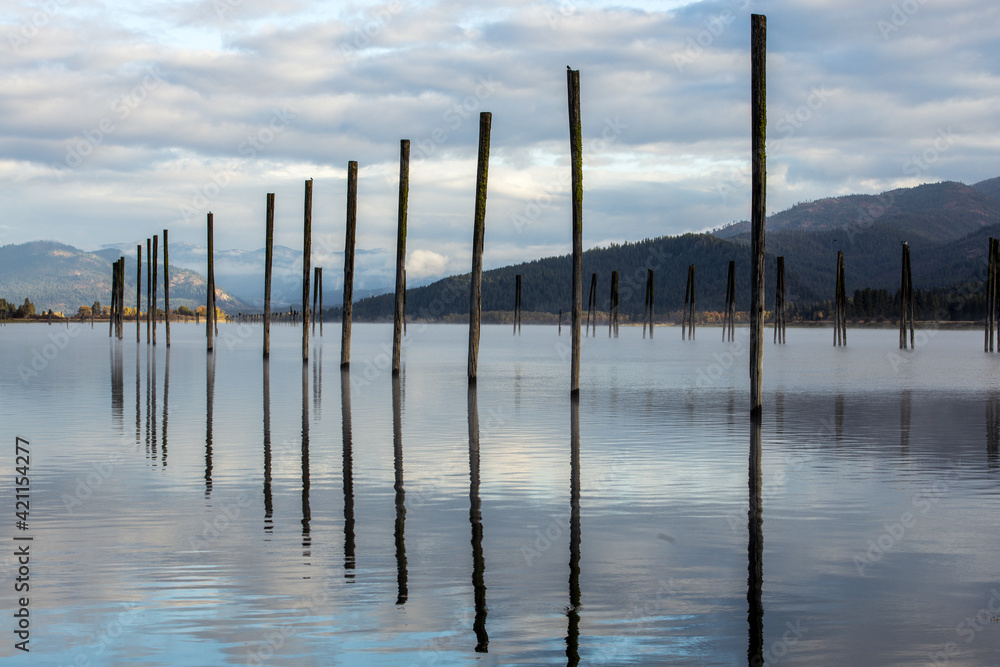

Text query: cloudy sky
(1, 0), (998, 288)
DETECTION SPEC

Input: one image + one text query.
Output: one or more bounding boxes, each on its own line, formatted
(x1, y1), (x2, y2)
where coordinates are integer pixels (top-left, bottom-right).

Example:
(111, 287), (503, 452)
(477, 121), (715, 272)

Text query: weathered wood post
(683, 265), (691, 340)
(513, 274), (522, 335)
(312, 266), (320, 336)
(586, 273), (597, 337)
(264, 193), (275, 358)
(152, 234), (158, 345)
(393, 142), (409, 375)
(109, 260), (117, 338)
(568, 67), (583, 395)
(302, 178), (313, 363)
(342, 164), (357, 367)
(986, 238), (995, 353)
(146, 238), (152, 343)
(906, 244), (914, 349)
(207, 213), (215, 352)
(750, 13), (766, 417)
(609, 270), (619, 338)
(643, 270), (650, 339)
(137, 244), (142, 342)
(163, 229), (170, 347)
(318, 268), (323, 336)
(725, 260), (735, 342)
(648, 268), (655, 339)
(468, 112), (492, 382)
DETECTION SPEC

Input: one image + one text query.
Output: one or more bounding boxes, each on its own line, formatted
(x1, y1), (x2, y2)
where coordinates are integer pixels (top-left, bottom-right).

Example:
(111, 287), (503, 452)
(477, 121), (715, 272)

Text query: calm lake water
(2, 320), (1000, 665)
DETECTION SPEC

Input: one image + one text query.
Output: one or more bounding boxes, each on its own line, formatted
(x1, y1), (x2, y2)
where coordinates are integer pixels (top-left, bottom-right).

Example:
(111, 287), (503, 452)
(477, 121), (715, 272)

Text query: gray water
(2, 321), (999, 665)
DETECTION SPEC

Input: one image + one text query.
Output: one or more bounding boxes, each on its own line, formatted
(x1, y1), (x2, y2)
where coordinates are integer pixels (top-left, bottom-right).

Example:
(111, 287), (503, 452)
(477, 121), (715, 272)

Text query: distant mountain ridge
(714, 179), (1000, 240)
(0, 241), (249, 314)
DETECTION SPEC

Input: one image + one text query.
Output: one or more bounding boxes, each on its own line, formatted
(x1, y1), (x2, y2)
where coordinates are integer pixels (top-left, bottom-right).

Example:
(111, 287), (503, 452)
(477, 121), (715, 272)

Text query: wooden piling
(136, 245), (142, 342)
(724, 260), (736, 342)
(468, 112), (492, 382)
(393, 141), (409, 375)
(312, 266), (320, 336)
(906, 244), (914, 349)
(899, 243), (915, 349)
(609, 270), (619, 338)
(302, 178), (313, 363)
(683, 265), (696, 340)
(567, 68), (583, 395)
(559, 309), (562, 336)
(207, 213), (215, 352)
(318, 267), (323, 336)
(986, 238), (995, 353)
(587, 273), (597, 337)
(147, 238), (152, 343)
(342, 165), (357, 367)
(643, 270), (650, 339)
(264, 193), (275, 358)
(513, 274), (522, 335)
(152, 234), (158, 345)
(109, 260), (116, 338)
(648, 269), (655, 338)
(750, 13), (767, 417)
(163, 229), (170, 347)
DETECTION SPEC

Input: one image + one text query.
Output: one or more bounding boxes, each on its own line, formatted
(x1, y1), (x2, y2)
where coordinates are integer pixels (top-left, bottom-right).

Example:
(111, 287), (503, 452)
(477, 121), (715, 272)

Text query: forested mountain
(338, 178), (1000, 322)
(0, 241), (249, 313)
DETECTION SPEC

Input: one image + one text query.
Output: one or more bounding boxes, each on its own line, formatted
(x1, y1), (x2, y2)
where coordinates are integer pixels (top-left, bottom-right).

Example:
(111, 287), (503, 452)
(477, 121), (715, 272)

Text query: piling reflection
(162, 348), (168, 466)
(835, 393), (844, 446)
(301, 362), (312, 563)
(987, 391), (999, 468)
(263, 359), (273, 534)
(205, 353), (215, 499)
(393, 374), (408, 605)
(900, 390), (911, 455)
(111, 341), (123, 429)
(145, 347), (151, 458)
(566, 396), (581, 666)
(747, 415), (764, 666)
(341, 369), (356, 579)
(150, 346), (158, 461)
(134, 346), (141, 448)
(468, 385), (488, 652)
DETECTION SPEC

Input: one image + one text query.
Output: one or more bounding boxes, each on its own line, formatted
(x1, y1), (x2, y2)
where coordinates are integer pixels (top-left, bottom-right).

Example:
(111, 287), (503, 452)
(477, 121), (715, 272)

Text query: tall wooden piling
(152, 234), (158, 345)
(586, 273), (597, 337)
(318, 267), (323, 336)
(118, 258), (125, 339)
(468, 112), (492, 382)
(163, 229), (170, 347)
(834, 250), (847, 347)
(513, 274), (522, 335)
(683, 265), (696, 340)
(302, 178), (313, 363)
(207, 213), (215, 352)
(146, 238), (152, 343)
(899, 243), (914, 349)
(559, 309), (563, 335)
(567, 68), (583, 395)
(393, 141), (409, 375)
(724, 260), (736, 342)
(312, 266), (320, 336)
(136, 245), (142, 342)
(773, 256), (785, 344)
(109, 260), (117, 338)
(986, 238), (995, 353)
(750, 13), (767, 417)
(264, 193), (275, 358)
(642, 268), (654, 339)
(342, 164), (357, 367)
(609, 270), (619, 338)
